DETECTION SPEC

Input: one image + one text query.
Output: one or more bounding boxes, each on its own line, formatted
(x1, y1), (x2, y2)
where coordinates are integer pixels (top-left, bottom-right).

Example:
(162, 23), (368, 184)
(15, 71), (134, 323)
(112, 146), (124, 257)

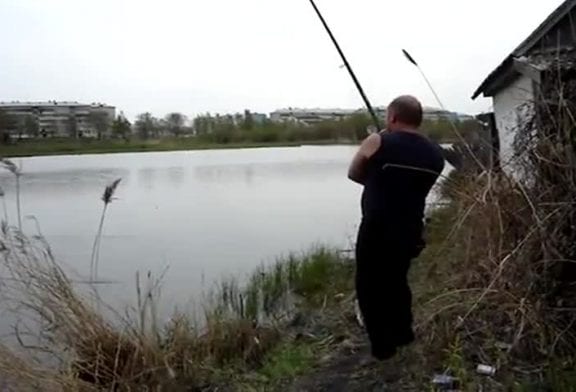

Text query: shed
(472, 0), (576, 168)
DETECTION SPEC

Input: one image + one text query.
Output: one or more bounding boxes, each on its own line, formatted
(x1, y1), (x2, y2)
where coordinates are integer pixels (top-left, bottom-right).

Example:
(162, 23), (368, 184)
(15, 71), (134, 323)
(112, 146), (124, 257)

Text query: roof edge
(513, 0), (576, 56)
(472, 0), (576, 99)
(472, 56), (515, 99)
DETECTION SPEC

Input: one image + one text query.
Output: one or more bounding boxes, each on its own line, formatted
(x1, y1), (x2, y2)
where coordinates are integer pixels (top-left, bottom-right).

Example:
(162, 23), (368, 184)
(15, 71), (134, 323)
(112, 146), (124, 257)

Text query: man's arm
(348, 133), (381, 185)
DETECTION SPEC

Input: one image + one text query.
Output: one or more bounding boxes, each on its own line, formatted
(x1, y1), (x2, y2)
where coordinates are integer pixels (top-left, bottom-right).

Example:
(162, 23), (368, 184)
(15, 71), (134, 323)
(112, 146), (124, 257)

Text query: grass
(215, 248), (355, 322)
(1, 183), (572, 390)
(258, 343), (315, 381)
(0, 213), (355, 391)
(0, 137), (352, 157)
(403, 75), (576, 388)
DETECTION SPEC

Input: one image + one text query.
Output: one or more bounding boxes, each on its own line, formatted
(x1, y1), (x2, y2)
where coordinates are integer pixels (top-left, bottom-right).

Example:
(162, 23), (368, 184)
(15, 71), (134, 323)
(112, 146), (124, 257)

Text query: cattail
(0, 158), (22, 229)
(102, 179), (121, 204)
(0, 158), (20, 177)
(91, 178), (122, 283)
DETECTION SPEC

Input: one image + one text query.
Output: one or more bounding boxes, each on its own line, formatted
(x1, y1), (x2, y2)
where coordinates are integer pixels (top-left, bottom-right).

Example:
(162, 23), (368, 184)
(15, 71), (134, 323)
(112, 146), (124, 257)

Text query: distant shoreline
(0, 138), (359, 158)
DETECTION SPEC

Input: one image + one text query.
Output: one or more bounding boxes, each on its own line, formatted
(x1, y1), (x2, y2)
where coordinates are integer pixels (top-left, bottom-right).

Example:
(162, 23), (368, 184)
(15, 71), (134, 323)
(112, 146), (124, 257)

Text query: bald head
(387, 95), (423, 130)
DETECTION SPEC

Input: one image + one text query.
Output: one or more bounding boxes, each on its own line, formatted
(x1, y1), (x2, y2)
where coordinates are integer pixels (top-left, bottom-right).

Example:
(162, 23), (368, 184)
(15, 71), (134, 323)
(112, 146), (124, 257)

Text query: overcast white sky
(0, 0), (565, 120)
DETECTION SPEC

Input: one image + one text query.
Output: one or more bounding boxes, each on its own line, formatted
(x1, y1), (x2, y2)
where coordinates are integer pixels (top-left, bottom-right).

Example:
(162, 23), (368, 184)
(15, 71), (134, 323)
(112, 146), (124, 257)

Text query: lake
(0, 145), (448, 320)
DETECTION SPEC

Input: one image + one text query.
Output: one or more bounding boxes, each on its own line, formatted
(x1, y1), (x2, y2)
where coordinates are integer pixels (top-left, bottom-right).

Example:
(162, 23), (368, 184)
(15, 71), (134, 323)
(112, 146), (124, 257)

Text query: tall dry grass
(416, 72), (576, 383)
(0, 199), (352, 391)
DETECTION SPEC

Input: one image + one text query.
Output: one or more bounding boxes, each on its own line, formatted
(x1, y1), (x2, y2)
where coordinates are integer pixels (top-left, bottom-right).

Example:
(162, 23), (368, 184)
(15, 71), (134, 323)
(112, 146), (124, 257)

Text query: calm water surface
(0, 146), (448, 317)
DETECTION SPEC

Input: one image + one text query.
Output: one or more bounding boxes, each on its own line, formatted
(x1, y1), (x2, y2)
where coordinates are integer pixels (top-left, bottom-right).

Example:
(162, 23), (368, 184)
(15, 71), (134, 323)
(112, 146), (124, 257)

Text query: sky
(0, 0), (566, 121)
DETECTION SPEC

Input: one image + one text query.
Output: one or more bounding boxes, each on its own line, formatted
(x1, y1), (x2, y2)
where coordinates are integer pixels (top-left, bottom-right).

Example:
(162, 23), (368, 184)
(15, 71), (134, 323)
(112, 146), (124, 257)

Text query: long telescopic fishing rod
(308, 0), (382, 131)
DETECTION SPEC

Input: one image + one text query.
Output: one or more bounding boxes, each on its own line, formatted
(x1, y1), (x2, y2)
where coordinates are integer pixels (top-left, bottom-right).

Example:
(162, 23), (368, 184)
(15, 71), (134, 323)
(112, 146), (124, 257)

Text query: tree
(0, 110), (15, 144)
(343, 113), (372, 141)
(241, 110), (254, 131)
(87, 111), (112, 139)
(459, 119), (483, 140)
(157, 118), (168, 137)
(135, 112), (157, 139)
(112, 114), (132, 141)
(193, 114), (214, 135)
(165, 112), (186, 137)
(423, 118), (453, 142)
(207, 114), (237, 144)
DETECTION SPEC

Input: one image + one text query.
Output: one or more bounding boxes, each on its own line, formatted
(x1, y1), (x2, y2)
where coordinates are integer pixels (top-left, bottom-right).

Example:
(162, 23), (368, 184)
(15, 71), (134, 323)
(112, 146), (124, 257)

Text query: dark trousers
(355, 218), (422, 359)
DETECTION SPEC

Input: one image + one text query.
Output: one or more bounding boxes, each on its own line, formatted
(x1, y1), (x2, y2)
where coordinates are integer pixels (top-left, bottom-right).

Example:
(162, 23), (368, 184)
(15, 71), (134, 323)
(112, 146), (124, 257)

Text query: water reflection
(137, 167), (157, 190)
(0, 168), (129, 195)
(136, 166), (188, 190)
(167, 167), (185, 187)
(194, 161), (347, 184)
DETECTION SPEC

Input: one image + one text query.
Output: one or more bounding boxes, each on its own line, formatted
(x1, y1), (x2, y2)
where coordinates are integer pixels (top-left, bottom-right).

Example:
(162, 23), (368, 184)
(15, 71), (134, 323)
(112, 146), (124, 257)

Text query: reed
(89, 178), (121, 283)
(0, 158), (21, 230)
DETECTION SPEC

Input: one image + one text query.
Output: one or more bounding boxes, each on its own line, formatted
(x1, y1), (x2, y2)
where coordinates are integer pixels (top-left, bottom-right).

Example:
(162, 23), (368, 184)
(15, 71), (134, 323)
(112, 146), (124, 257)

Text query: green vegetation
(191, 112), (480, 145)
(111, 114), (132, 141)
(0, 137), (342, 158)
(0, 106), (482, 157)
(258, 343), (315, 381)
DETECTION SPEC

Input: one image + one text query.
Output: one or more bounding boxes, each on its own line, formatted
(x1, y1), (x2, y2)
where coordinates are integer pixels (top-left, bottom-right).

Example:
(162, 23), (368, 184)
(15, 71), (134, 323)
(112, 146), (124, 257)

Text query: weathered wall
(493, 74), (535, 170)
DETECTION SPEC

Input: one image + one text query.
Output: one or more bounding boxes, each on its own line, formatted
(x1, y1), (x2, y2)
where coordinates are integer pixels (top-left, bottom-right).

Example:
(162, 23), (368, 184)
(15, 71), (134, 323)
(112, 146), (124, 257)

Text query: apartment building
(270, 107), (474, 126)
(0, 101), (116, 138)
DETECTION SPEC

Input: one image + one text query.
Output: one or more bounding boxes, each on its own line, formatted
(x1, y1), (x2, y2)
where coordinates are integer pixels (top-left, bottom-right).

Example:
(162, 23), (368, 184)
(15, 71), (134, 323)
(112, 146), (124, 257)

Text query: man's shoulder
(361, 133), (382, 158)
(382, 130), (434, 147)
(386, 131), (445, 166)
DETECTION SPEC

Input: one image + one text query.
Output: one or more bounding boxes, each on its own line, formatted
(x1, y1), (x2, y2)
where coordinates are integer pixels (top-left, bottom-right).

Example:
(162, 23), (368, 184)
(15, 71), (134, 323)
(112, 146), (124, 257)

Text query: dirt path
(287, 337), (413, 392)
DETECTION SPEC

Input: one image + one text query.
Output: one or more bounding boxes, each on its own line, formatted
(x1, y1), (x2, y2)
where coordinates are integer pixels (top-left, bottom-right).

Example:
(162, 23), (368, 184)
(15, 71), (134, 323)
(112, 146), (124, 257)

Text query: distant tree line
(422, 118), (482, 143)
(191, 112), (372, 144)
(189, 111), (483, 145)
(0, 108), (483, 145)
(133, 112), (190, 139)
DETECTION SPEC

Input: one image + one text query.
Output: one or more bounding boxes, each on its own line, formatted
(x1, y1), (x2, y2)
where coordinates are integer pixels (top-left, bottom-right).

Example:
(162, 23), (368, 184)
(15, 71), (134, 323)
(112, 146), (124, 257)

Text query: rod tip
(402, 49), (418, 66)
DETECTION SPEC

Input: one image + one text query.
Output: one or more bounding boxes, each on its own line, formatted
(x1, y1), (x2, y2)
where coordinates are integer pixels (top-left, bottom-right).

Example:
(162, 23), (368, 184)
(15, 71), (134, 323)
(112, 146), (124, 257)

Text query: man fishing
(348, 95), (445, 360)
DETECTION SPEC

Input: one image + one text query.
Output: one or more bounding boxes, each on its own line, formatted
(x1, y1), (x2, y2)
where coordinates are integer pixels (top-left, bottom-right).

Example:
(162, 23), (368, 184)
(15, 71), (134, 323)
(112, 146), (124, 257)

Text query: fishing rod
(309, 0), (486, 170)
(308, 0), (382, 131)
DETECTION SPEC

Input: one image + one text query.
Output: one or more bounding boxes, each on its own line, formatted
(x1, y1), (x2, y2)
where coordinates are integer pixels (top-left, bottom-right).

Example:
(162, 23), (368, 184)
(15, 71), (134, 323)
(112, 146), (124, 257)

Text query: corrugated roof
(472, 0), (576, 99)
(527, 48), (576, 70)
